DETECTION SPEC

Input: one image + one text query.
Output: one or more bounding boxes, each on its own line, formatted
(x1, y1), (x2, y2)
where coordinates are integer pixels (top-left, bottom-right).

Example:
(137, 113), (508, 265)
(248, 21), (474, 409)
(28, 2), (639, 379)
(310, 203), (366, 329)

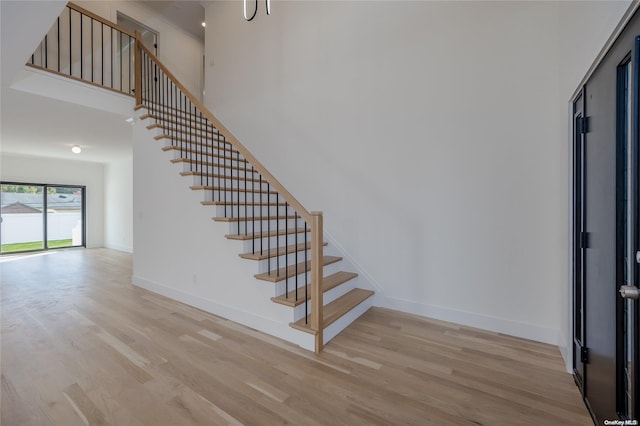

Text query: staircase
(25, 2), (374, 353)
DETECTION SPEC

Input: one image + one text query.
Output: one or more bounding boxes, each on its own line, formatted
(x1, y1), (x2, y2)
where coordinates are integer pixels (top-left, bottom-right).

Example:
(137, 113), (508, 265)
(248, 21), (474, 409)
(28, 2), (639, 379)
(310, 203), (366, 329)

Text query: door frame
(567, 0), (638, 375)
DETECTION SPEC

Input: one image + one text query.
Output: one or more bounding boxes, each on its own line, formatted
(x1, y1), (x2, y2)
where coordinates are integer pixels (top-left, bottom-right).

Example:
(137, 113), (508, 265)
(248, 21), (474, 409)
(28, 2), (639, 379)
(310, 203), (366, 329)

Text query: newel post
(311, 211), (324, 353)
(134, 30), (142, 106)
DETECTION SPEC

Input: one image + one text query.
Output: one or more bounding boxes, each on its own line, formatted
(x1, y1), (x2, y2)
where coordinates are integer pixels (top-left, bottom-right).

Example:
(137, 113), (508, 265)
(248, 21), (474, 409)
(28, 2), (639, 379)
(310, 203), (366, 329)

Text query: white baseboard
(379, 296), (561, 346)
(105, 243), (133, 253)
(132, 275), (314, 350)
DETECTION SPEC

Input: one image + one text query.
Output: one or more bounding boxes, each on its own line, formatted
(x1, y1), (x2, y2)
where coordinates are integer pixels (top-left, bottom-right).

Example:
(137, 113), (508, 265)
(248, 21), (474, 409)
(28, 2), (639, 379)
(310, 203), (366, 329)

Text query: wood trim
(134, 30), (142, 105)
(137, 43), (313, 223)
(67, 2), (136, 37)
(25, 63), (135, 98)
(311, 211), (324, 353)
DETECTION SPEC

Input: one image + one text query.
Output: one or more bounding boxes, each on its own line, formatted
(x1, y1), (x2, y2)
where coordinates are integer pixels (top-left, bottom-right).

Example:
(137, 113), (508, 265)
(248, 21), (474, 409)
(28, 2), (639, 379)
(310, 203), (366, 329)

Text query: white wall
(0, 153), (104, 248)
(105, 158), (133, 252)
(75, 1), (204, 99)
(201, 0), (633, 347)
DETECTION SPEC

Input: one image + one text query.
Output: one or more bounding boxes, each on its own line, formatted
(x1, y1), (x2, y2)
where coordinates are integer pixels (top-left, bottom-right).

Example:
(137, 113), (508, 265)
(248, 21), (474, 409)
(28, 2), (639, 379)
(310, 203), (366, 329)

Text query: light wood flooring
(1, 248), (591, 425)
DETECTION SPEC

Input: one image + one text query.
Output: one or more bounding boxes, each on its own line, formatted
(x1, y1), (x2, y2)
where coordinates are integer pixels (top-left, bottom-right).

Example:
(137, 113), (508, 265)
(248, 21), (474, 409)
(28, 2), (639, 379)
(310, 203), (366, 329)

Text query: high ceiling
(0, 1), (205, 165)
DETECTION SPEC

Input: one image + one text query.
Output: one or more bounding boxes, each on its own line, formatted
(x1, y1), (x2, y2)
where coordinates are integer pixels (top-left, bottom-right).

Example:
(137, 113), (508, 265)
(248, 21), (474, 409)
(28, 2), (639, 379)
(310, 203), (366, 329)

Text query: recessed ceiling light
(201, 22), (206, 28)
(71, 145), (82, 154)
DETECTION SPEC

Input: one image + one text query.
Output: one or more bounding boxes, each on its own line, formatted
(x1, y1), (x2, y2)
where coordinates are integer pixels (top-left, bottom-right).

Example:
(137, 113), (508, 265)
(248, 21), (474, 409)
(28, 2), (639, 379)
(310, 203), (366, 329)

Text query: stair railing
(27, 2), (326, 353)
(134, 42), (325, 352)
(28, 2), (136, 97)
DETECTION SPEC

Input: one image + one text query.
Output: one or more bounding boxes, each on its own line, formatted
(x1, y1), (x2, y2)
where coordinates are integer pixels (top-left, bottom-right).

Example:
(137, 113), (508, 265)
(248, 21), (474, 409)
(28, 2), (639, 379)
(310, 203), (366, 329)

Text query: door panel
(574, 8), (640, 424)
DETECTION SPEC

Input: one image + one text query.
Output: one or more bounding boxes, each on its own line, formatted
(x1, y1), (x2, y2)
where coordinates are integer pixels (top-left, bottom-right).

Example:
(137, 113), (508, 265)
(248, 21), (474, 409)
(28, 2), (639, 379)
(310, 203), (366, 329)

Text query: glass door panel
(0, 184), (45, 253)
(46, 186), (84, 249)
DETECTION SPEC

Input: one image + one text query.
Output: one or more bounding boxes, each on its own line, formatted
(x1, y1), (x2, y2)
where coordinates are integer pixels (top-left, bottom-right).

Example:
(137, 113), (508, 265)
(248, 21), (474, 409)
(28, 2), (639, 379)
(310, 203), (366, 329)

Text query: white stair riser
(323, 296), (375, 344)
(227, 219), (306, 235)
(290, 277), (357, 321)
(214, 205), (296, 218)
(186, 175), (272, 190)
(180, 162), (262, 179)
(237, 232), (311, 253)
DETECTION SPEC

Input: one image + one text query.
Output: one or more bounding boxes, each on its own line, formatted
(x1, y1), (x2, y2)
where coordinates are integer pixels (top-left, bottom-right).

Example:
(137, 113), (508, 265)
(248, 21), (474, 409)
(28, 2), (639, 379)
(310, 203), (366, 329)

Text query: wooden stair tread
(239, 242), (327, 261)
(156, 133), (225, 145)
(213, 215), (300, 223)
(191, 185), (277, 195)
(162, 146), (240, 160)
(180, 171), (263, 184)
(271, 271), (358, 307)
(160, 140), (238, 155)
(171, 156), (249, 166)
(174, 159), (257, 175)
(255, 256), (342, 282)
(201, 201), (286, 207)
(226, 228), (309, 240)
(146, 117), (216, 134)
(290, 288), (374, 334)
(149, 123), (218, 137)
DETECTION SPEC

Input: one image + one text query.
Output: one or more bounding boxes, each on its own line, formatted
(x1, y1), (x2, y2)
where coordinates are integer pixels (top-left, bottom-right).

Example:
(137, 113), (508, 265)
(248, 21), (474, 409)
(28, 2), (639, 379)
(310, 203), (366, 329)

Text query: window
(0, 182), (86, 254)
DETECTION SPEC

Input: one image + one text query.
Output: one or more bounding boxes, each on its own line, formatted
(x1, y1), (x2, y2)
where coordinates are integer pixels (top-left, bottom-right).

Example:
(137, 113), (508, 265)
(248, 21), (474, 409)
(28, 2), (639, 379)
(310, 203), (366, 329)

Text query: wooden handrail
(136, 42), (312, 223)
(67, 2), (136, 38)
(135, 35), (325, 352)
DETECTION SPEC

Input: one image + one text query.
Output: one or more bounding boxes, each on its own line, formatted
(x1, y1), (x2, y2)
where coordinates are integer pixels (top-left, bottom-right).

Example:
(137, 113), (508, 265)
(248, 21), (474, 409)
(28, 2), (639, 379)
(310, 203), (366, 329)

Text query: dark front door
(573, 9), (640, 424)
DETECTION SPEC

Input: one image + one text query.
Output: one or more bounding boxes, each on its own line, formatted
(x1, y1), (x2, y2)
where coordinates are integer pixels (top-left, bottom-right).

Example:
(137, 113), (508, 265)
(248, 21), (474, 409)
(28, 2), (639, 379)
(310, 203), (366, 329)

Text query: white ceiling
(1, 88), (134, 163)
(0, 0), (205, 165)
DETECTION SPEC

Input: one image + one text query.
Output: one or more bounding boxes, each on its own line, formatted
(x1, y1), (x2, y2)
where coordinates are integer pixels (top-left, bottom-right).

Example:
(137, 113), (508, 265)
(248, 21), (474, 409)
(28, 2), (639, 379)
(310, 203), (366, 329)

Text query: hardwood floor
(1, 248), (591, 425)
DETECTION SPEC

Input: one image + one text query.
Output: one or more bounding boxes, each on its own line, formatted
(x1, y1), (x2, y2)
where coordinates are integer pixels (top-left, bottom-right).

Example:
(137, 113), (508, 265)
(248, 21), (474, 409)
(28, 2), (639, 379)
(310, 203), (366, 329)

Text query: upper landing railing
(28, 2), (326, 352)
(28, 3), (136, 96)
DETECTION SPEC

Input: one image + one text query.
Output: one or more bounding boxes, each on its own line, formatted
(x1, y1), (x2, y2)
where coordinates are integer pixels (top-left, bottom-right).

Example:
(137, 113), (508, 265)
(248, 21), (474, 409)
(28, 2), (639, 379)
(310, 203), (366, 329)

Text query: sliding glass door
(0, 182), (86, 254)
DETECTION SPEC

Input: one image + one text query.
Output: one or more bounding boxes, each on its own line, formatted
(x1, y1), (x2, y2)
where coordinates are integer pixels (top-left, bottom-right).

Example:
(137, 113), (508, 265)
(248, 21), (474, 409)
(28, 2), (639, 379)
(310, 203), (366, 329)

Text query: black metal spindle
(57, 17), (60, 71)
(251, 167), (255, 252)
(267, 183), (271, 274)
(129, 35), (132, 93)
(236, 150), (240, 230)
(295, 209), (298, 302)
(277, 195), (280, 279)
(120, 32), (123, 92)
(285, 201), (289, 289)
(80, 13), (83, 80)
(101, 23), (104, 85)
(69, 8), (72, 76)
(259, 175), (263, 254)
(110, 28), (114, 88)
(244, 157), (248, 235)
(91, 19), (94, 82)
(305, 221), (308, 320)
(44, 34), (48, 68)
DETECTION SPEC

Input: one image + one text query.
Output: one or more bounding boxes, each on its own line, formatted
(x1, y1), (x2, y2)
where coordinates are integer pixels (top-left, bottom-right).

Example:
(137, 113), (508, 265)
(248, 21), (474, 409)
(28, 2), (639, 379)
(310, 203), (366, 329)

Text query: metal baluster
(285, 202), (289, 291)
(244, 156), (248, 235)
(69, 8), (72, 76)
(90, 19), (93, 83)
(295, 209), (298, 304)
(80, 13), (83, 80)
(267, 183), (271, 275)
(305, 222), (308, 319)
(57, 17), (60, 71)
(259, 175), (263, 254)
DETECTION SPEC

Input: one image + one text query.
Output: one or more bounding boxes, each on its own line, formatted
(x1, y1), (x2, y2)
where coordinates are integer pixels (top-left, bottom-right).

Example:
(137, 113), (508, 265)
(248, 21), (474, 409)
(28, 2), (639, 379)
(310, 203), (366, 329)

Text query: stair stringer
(131, 115), (315, 351)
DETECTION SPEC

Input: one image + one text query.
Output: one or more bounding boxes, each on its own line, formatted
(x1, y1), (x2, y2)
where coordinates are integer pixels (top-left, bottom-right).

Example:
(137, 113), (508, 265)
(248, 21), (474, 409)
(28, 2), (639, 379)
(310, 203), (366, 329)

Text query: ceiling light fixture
(201, 22), (206, 28)
(71, 145), (82, 154)
(244, 0), (270, 21)
(125, 117), (135, 125)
